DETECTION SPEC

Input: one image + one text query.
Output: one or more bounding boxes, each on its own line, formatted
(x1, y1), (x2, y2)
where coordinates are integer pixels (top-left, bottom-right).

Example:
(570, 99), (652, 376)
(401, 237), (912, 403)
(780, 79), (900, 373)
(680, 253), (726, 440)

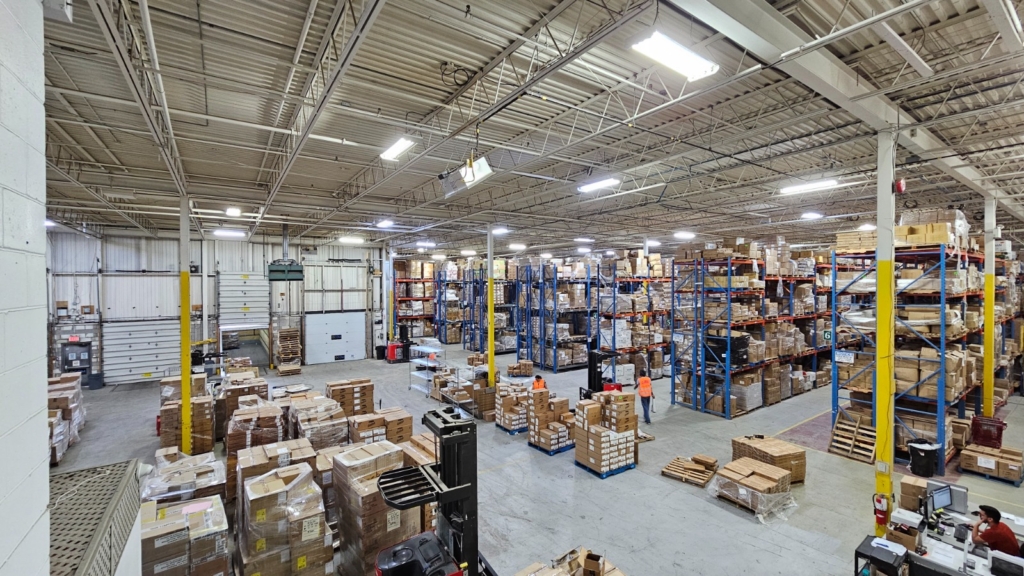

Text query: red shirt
(981, 521), (1020, 557)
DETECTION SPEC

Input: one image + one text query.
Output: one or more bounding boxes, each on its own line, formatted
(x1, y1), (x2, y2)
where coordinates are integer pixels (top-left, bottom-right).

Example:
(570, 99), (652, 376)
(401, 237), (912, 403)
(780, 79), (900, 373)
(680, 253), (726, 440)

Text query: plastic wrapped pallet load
(334, 441), (421, 576)
(731, 436), (807, 483)
(707, 457), (797, 523)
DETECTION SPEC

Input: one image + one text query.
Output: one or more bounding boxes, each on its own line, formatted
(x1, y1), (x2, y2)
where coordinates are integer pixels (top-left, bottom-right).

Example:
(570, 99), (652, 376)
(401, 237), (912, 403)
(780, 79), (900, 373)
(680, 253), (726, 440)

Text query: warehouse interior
(4, 0), (1024, 573)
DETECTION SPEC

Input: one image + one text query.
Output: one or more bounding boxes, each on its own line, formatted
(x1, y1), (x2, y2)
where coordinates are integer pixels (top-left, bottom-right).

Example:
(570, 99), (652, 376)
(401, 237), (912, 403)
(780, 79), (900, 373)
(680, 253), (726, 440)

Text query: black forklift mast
(377, 407), (498, 576)
(581, 335), (618, 400)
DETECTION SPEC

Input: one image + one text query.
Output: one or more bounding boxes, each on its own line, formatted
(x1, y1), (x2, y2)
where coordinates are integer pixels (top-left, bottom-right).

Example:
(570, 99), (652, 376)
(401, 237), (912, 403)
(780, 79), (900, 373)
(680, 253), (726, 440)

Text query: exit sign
(68, 335), (80, 342)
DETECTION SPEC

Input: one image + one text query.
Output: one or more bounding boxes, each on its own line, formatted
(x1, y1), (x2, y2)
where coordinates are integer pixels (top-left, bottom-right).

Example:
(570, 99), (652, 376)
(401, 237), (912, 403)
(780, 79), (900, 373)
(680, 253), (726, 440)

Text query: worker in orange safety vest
(636, 369), (653, 424)
(532, 375), (547, 390)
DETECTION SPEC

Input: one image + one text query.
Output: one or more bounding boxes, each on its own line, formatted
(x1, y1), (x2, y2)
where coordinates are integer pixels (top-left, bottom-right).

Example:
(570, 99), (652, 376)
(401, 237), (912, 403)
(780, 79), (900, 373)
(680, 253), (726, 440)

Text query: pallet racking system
(434, 269), (464, 345)
(829, 245), (1020, 475)
(671, 256), (833, 419)
(595, 263), (671, 382)
(516, 263), (595, 372)
(462, 268), (517, 354)
(393, 275), (435, 335)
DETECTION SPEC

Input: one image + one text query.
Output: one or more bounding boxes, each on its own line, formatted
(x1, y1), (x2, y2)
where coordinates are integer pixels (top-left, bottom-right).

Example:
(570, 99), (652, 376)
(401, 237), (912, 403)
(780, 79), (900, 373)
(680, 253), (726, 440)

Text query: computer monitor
(930, 486), (952, 511)
(990, 551), (1024, 576)
(928, 480), (969, 514)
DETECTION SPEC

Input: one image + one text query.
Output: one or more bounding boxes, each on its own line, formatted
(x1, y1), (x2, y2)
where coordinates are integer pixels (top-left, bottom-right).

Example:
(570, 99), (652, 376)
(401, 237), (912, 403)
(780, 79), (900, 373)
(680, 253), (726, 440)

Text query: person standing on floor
(532, 375), (547, 390)
(636, 369), (653, 424)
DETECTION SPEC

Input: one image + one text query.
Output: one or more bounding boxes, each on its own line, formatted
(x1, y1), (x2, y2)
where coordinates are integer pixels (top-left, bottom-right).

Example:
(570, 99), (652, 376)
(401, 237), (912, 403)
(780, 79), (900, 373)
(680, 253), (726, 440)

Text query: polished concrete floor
(58, 341), (1024, 575)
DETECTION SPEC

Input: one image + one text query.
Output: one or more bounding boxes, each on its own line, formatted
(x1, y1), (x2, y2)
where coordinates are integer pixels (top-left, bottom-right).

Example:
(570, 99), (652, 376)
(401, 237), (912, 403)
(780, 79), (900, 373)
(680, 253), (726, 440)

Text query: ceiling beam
(978, 0), (1024, 52)
(667, 0), (1024, 225)
(47, 159), (160, 237)
(248, 0), (389, 236)
(872, 22), (933, 78)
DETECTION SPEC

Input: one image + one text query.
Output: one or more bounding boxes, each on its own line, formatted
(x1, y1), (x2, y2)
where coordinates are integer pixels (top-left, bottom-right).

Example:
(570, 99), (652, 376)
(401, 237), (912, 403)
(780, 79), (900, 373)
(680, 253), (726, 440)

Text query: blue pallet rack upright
(434, 268), (464, 344)
(520, 262), (594, 372)
(595, 262), (670, 382)
(670, 259), (700, 408)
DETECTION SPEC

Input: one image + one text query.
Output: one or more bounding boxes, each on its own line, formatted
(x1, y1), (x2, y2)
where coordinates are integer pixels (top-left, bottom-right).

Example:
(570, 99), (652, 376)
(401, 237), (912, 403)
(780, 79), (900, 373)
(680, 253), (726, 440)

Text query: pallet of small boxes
(47, 373), (87, 456)
(960, 444), (1023, 484)
(496, 383), (529, 433)
(160, 395), (216, 454)
(142, 449), (227, 505)
(706, 457), (796, 521)
(515, 547), (628, 576)
(573, 391), (637, 477)
(507, 360), (533, 377)
(226, 397), (285, 501)
(141, 495), (230, 576)
(326, 379), (374, 415)
(526, 388), (573, 454)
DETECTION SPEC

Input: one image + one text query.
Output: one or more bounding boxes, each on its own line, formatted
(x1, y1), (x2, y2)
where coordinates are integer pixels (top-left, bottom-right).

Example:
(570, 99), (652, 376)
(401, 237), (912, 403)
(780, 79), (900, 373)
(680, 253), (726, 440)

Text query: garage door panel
(304, 312), (366, 364)
(218, 273), (269, 330)
(102, 320), (181, 384)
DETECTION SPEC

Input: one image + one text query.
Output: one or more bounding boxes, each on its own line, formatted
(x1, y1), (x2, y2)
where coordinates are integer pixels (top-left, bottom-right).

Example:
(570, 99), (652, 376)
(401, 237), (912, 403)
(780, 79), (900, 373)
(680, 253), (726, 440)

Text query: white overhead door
(218, 273), (269, 330)
(304, 312), (366, 364)
(102, 320), (180, 385)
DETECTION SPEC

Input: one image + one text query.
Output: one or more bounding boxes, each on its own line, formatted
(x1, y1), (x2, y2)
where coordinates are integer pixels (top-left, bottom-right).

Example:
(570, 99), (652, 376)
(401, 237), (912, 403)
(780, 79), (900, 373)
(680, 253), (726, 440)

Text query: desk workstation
(857, 479), (1024, 576)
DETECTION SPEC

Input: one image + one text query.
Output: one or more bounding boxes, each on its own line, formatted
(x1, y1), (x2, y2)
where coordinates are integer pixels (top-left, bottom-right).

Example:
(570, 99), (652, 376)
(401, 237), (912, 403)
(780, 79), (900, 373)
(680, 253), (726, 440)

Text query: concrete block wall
(0, 0), (49, 575)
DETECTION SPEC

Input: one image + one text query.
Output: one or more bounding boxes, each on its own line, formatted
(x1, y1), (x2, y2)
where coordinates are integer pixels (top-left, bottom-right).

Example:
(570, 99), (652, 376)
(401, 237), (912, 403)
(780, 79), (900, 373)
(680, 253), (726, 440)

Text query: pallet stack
(225, 402), (284, 500)
(495, 383), (528, 432)
(160, 396), (215, 454)
(714, 457), (792, 512)
(731, 436), (806, 484)
(294, 399), (350, 450)
(141, 496), (230, 576)
(526, 389), (573, 452)
(47, 373), (86, 445)
(661, 455), (718, 487)
(574, 392), (637, 477)
(141, 450), (227, 504)
(276, 327), (302, 373)
(236, 439), (316, 504)
(326, 379), (374, 415)
(48, 410), (70, 465)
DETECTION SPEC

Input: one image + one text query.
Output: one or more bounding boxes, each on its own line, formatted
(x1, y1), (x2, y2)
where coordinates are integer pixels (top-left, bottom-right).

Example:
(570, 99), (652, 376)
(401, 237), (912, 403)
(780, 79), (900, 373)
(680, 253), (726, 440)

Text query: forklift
(375, 407), (499, 576)
(580, 336), (621, 400)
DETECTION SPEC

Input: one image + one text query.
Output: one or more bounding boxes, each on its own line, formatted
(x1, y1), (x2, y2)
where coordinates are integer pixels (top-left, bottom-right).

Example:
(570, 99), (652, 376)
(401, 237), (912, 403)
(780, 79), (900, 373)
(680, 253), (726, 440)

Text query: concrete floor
(58, 341), (1024, 575)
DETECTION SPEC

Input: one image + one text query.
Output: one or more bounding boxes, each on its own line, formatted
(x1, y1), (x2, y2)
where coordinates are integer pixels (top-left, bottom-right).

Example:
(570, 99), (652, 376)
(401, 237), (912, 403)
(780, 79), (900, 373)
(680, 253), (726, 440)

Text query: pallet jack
(375, 407), (499, 576)
(580, 336), (621, 400)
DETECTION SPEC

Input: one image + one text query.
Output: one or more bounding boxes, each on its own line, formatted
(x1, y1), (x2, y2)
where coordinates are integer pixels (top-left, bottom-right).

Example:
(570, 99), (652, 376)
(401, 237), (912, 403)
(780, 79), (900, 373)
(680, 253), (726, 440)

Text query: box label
(256, 538), (266, 552)
(301, 517), (320, 541)
(978, 457), (996, 470)
(154, 531), (188, 547)
(155, 554), (188, 573)
(256, 509), (266, 522)
(297, 555), (307, 570)
(386, 509), (401, 532)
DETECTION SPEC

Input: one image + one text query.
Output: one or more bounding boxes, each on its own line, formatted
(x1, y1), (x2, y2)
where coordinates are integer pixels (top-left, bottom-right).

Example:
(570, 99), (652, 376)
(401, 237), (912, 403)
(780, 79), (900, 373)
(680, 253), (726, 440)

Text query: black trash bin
(908, 440), (940, 477)
(375, 345), (387, 360)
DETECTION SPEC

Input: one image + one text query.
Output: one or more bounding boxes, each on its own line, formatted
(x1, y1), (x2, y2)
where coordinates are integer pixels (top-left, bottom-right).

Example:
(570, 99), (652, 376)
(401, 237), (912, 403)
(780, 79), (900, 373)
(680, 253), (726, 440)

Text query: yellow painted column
(983, 198), (996, 417)
(179, 195), (192, 455)
(874, 129), (897, 535)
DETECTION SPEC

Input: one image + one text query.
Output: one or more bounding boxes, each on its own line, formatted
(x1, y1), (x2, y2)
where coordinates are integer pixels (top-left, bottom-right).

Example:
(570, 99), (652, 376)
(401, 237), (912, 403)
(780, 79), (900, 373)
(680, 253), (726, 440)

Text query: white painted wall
(0, 0), (49, 574)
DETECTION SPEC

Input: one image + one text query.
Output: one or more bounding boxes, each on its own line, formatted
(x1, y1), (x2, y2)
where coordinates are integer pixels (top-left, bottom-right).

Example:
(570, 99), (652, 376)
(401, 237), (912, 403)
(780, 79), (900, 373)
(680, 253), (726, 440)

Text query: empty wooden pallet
(828, 417), (877, 464)
(661, 455), (718, 488)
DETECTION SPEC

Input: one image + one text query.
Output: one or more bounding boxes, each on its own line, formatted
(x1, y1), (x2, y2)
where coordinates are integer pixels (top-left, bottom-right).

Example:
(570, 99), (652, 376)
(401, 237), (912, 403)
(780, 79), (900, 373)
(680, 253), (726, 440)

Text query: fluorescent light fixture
(460, 157), (493, 188)
(509, 243), (526, 251)
(431, 254), (447, 260)
(574, 237), (594, 243)
(540, 253), (553, 259)
(461, 249), (477, 256)
(577, 247), (591, 254)
(380, 137), (414, 161)
(415, 241), (436, 247)
(858, 223), (877, 231)
(605, 250), (615, 256)
(417, 247), (425, 253)
(632, 31), (720, 81)
(213, 229), (246, 238)
(674, 231), (695, 240)
(45, 219), (56, 227)
(577, 178), (620, 193)
(376, 219), (394, 228)
(801, 212), (823, 220)
(780, 179), (838, 195)
(491, 227), (509, 235)
(225, 207), (242, 217)
(338, 236), (365, 244)
(645, 239), (662, 247)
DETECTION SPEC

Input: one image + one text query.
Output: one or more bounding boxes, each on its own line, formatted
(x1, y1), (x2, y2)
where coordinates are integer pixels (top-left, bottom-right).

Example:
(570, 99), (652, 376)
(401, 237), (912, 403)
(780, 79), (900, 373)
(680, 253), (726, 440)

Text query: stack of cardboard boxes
(507, 360), (533, 377)
(715, 457), (792, 512)
(496, 384), (529, 431)
(526, 389), (573, 452)
(48, 409), (70, 465)
(216, 379), (269, 440)
(731, 436), (806, 484)
(573, 393), (637, 475)
(326, 379), (374, 416)
(226, 401), (285, 500)
(47, 373), (86, 444)
(314, 445), (351, 541)
(239, 464), (333, 576)
(160, 396), (215, 454)
(235, 439), (317, 504)
(960, 444), (1023, 483)
(159, 373), (209, 406)
(899, 476), (928, 511)
(348, 413), (387, 445)
(141, 496), (230, 576)
(292, 397), (349, 449)
(335, 442), (421, 576)
(396, 434), (439, 532)
(377, 407), (414, 443)
(141, 450), (227, 504)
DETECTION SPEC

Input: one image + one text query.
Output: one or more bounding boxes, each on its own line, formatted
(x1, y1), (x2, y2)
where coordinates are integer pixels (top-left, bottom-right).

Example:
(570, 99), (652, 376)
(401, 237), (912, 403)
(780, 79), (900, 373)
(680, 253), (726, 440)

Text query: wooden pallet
(828, 417), (877, 464)
(277, 364), (302, 376)
(660, 456), (717, 488)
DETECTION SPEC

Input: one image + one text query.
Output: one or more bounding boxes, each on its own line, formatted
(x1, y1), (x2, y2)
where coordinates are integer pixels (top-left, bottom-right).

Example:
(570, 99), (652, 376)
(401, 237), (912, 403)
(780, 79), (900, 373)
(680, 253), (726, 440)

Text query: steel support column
(487, 226), (495, 386)
(179, 194), (192, 454)
(875, 129), (897, 535)
(984, 198), (997, 416)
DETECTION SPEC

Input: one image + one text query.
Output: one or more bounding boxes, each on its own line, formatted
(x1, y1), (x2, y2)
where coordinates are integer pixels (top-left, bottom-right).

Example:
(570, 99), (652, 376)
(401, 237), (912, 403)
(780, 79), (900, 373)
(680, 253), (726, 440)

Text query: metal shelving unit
(393, 274), (435, 337)
(463, 268), (517, 354)
(595, 263), (670, 381)
(434, 269), (464, 345)
(409, 343), (446, 394)
(517, 263), (595, 373)
(670, 260), (699, 409)
(830, 245), (991, 475)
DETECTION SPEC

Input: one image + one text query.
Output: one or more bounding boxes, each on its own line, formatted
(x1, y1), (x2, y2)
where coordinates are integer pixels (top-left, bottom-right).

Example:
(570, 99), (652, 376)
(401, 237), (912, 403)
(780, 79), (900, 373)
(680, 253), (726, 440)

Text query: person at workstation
(971, 505), (1021, 556)
(532, 375), (546, 390)
(635, 369), (653, 425)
